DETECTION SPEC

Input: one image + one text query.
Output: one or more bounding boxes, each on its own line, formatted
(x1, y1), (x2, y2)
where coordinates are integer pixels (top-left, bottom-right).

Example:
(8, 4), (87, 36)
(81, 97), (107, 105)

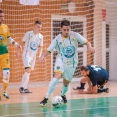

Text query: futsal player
(39, 20), (95, 106)
(16, 21), (43, 93)
(73, 65), (109, 94)
(0, 9), (21, 99)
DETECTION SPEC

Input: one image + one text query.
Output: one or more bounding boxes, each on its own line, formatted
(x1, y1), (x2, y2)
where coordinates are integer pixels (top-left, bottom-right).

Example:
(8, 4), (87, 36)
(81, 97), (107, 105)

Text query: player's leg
(1, 53), (10, 99)
(20, 68), (32, 93)
(40, 61), (64, 106)
(61, 78), (69, 103)
(97, 80), (109, 93)
(40, 73), (62, 106)
(73, 77), (87, 90)
(19, 57), (32, 93)
(61, 65), (76, 103)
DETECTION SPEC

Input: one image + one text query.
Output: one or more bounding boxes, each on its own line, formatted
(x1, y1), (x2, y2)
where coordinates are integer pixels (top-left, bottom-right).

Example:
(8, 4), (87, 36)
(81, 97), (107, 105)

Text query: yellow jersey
(0, 24), (10, 55)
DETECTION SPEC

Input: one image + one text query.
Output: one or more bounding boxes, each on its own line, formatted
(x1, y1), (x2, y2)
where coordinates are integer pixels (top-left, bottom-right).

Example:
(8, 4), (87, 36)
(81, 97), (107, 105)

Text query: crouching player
(73, 65), (109, 94)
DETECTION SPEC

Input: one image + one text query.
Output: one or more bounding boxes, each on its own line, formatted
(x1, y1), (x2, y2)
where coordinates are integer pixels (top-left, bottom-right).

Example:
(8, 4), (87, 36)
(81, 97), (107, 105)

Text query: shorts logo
(62, 46), (75, 58)
(59, 42), (62, 45)
(56, 66), (60, 70)
(30, 41), (38, 51)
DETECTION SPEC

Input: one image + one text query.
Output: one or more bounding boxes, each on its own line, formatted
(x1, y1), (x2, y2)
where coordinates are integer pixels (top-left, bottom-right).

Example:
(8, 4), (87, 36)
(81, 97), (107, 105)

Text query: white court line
(0, 105), (117, 117)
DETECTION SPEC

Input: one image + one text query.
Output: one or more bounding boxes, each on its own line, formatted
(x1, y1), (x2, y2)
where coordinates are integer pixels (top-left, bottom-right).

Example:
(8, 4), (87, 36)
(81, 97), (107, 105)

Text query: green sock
(61, 85), (69, 96)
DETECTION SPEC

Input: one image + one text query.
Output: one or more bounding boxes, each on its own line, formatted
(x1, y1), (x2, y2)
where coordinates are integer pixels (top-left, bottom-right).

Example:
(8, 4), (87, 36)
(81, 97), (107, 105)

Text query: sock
(80, 82), (85, 89)
(3, 82), (8, 92)
(45, 78), (59, 99)
(98, 89), (106, 93)
(21, 72), (30, 89)
(61, 85), (69, 96)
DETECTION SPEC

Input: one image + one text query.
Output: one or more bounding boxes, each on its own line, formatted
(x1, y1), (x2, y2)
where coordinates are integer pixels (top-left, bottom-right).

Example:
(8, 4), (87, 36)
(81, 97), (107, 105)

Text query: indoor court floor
(0, 81), (117, 117)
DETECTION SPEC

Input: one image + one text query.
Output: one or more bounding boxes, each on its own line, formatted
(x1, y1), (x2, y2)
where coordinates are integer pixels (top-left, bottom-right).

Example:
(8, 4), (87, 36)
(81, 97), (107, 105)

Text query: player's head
(60, 20), (70, 38)
(33, 20), (42, 34)
(0, 9), (4, 25)
(80, 66), (90, 77)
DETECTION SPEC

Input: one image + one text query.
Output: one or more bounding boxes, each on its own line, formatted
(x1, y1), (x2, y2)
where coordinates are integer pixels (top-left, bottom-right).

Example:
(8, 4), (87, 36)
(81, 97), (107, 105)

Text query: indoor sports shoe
(19, 87), (25, 93)
(2, 92), (9, 99)
(73, 86), (84, 90)
(61, 95), (67, 104)
(40, 98), (48, 106)
(24, 89), (32, 93)
(105, 88), (109, 93)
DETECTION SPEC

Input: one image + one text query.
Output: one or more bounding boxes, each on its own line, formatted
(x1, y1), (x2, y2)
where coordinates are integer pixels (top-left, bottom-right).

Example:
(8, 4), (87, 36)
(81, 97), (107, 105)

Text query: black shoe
(2, 92), (9, 99)
(105, 88), (109, 93)
(73, 86), (84, 90)
(61, 95), (67, 104)
(19, 87), (25, 93)
(40, 98), (48, 106)
(24, 89), (32, 93)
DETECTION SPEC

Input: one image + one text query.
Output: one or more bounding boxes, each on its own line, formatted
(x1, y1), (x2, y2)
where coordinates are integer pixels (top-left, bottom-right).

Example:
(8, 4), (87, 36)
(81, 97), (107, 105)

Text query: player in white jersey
(16, 21), (43, 93)
(39, 20), (95, 106)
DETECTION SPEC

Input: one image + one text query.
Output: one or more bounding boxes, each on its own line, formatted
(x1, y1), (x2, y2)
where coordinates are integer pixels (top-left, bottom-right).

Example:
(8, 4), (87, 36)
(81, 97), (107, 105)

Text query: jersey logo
(91, 65), (101, 71)
(62, 46), (75, 58)
(4, 29), (7, 32)
(30, 41), (38, 51)
(0, 36), (4, 41)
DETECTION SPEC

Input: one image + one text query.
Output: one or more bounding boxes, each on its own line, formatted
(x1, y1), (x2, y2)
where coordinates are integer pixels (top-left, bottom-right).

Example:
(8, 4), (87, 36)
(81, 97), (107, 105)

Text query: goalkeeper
(39, 20), (95, 106)
(0, 9), (21, 99)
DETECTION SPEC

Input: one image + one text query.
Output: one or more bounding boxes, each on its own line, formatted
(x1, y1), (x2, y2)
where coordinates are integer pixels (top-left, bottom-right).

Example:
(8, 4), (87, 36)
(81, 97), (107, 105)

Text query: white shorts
(54, 61), (77, 82)
(22, 56), (36, 70)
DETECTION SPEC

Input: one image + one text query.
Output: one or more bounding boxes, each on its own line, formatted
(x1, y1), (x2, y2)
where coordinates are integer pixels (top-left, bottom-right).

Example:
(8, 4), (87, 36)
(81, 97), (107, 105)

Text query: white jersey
(47, 31), (87, 67)
(22, 31), (43, 60)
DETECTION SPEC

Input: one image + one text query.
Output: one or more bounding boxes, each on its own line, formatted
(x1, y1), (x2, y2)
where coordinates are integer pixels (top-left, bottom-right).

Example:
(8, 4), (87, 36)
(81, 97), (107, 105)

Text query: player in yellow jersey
(0, 9), (21, 99)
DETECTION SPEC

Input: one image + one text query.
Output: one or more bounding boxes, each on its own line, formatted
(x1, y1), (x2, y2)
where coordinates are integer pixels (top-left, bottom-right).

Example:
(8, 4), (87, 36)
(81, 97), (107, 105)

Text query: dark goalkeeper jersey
(87, 65), (109, 86)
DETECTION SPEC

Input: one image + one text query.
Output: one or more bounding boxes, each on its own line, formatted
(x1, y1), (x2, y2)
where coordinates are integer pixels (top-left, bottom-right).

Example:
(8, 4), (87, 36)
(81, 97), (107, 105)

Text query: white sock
(46, 78), (59, 99)
(21, 72), (30, 89)
(61, 85), (69, 96)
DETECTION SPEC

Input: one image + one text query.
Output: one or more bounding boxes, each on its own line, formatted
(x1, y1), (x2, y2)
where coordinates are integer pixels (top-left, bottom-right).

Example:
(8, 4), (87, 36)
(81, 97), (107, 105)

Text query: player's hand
(16, 51), (20, 57)
(78, 90), (84, 94)
(88, 47), (95, 54)
(39, 55), (45, 62)
(17, 44), (22, 50)
(87, 87), (92, 91)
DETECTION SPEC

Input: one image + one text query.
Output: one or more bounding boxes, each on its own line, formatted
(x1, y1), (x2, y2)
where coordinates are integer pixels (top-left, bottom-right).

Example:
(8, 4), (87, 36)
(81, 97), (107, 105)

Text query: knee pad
(3, 69), (10, 83)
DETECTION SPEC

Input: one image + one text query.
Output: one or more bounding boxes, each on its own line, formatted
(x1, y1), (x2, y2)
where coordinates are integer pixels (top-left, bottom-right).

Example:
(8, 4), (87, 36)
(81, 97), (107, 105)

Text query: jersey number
(91, 65), (101, 71)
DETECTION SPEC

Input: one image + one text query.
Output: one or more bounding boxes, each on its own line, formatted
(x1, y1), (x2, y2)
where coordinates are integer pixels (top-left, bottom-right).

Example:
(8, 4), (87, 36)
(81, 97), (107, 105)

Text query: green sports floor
(0, 96), (117, 117)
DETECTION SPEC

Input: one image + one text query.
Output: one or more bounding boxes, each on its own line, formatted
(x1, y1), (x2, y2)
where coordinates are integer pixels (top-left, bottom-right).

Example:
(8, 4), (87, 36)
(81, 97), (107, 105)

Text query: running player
(0, 9), (21, 99)
(17, 21), (43, 93)
(39, 20), (95, 106)
(73, 65), (109, 94)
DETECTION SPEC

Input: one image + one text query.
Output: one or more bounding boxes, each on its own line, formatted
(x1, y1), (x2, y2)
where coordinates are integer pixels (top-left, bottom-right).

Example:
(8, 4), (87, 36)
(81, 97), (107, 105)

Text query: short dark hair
(61, 20), (70, 28)
(80, 66), (89, 71)
(0, 9), (3, 13)
(34, 20), (42, 25)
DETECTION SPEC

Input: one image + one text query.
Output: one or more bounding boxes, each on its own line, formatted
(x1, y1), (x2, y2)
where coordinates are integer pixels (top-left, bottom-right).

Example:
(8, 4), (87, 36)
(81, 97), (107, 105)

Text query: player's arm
(86, 41), (95, 54)
(87, 77), (93, 91)
(78, 79), (98, 94)
(16, 32), (28, 57)
(75, 32), (95, 54)
(78, 86), (98, 94)
(8, 37), (21, 48)
(39, 38), (57, 61)
(16, 41), (24, 57)
(38, 46), (43, 58)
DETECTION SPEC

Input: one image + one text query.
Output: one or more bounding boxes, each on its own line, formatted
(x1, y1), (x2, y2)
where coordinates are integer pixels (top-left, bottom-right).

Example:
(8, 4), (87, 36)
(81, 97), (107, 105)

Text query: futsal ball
(52, 96), (63, 108)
